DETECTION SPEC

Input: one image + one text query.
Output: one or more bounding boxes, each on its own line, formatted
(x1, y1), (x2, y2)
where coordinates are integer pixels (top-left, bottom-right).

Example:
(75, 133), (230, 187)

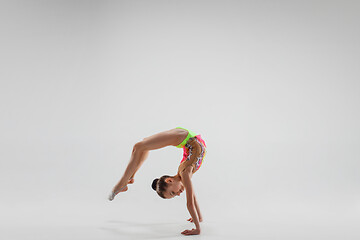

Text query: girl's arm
(187, 194), (203, 223)
(194, 194), (203, 221)
(180, 168), (201, 235)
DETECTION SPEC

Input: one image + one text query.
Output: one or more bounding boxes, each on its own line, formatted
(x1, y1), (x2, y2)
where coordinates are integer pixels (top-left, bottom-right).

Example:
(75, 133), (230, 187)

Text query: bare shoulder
(180, 165), (193, 178)
(180, 166), (195, 204)
(180, 166), (194, 187)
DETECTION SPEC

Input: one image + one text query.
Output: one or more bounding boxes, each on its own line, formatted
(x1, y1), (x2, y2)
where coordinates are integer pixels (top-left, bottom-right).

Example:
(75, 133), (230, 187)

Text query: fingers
(181, 230), (190, 235)
(181, 229), (195, 235)
(187, 218), (193, 222)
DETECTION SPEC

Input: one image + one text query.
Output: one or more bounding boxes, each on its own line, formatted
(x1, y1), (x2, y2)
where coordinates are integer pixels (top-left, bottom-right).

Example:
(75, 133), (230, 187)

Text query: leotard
(175, 127), (207, 174)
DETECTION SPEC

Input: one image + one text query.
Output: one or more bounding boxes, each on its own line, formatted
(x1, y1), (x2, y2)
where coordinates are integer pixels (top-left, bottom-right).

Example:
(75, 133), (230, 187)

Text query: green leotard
(175, 127), (197, 148)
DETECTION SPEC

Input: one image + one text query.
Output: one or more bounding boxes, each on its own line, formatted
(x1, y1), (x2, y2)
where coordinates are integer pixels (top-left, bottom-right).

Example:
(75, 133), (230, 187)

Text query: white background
(1, 0), (359, 239)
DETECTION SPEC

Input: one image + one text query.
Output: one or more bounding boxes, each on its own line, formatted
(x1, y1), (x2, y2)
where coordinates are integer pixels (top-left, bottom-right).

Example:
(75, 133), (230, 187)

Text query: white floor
(1, 1), (360, 239)
(2, 197), (359, 240)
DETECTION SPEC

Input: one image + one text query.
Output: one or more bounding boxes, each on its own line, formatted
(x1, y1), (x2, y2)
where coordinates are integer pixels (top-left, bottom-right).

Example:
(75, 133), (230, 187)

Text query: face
(164, 177), (185, 199)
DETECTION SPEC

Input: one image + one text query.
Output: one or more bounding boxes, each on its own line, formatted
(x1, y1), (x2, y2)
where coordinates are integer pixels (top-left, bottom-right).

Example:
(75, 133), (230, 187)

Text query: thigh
(141, 129), (183, 151)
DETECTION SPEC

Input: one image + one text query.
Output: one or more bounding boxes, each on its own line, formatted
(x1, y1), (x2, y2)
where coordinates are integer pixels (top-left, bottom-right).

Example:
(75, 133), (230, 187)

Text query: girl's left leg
(109, 128), (182, 200)
(130, 150), (149, 180)
(115, 128), (181, 188)
(111, 148), (149, 195)
(113, 149), (149, 193)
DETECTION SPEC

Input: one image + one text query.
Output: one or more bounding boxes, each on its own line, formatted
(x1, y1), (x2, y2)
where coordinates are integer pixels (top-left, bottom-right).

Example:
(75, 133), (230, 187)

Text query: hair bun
(152, 178), (159, 191)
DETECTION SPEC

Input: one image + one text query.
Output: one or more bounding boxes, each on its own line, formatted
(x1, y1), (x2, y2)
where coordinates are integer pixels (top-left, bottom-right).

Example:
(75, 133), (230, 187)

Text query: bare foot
(115, 184), (128, 193)
(108, 184), (128, 201)
(108, 178), (135, 201)
(128, 178), (135, 184)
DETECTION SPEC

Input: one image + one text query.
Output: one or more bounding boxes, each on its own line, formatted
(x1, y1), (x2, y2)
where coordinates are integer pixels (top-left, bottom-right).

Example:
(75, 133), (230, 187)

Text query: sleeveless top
(175, 127), (207, 175)
(175, 127), (197, 148)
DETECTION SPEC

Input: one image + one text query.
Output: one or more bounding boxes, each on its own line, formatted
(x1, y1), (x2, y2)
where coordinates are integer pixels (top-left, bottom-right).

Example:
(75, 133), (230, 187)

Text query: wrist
(195, 222), (201, 229)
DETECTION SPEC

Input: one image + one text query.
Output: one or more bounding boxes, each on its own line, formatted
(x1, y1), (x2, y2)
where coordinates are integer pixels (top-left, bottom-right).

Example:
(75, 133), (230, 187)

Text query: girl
(108, 127), (207, 236)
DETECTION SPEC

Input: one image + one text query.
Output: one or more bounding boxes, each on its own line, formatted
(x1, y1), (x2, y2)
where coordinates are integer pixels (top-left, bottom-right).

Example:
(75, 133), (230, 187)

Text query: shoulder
(180, 166), (193, 187)
(180, 165), (194, 178)
(180, 166), (195, 205)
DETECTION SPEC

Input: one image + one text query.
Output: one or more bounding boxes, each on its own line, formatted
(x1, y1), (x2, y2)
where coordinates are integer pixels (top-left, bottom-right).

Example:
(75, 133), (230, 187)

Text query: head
(151, 175), (184, 199)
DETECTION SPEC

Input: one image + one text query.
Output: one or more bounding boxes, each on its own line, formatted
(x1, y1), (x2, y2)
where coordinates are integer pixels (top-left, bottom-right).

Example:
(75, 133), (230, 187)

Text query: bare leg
(109, 128), (185, 201)
(130, 150), (149, 180)
(114, 149), (149, 191)
(111, 148), (149, 195)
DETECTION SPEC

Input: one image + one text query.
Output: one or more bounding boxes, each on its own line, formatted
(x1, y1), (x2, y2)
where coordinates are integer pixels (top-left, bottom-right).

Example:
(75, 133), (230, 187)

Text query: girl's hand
(181, 228), (201, 235)
(187, 217), (203, 222)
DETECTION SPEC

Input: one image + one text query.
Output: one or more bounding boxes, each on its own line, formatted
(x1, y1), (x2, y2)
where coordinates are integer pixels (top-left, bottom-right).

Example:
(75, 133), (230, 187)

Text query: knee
(133, 141), (146, 152)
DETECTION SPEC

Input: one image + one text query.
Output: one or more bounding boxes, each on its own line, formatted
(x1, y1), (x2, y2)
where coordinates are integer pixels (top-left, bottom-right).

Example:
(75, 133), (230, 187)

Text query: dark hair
(151, 175), (171, 199)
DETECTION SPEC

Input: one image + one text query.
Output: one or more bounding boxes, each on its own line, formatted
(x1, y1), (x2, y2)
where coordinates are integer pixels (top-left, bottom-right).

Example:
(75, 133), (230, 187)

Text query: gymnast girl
(108, 127), (207, 236)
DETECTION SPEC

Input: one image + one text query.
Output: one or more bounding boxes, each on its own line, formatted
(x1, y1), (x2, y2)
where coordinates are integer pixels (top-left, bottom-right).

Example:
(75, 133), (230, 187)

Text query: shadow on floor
(99, 220), (188, 239)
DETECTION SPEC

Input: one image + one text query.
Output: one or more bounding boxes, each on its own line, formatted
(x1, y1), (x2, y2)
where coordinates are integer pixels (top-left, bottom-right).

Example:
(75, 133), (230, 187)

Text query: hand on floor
(181, 228), (201, 235)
